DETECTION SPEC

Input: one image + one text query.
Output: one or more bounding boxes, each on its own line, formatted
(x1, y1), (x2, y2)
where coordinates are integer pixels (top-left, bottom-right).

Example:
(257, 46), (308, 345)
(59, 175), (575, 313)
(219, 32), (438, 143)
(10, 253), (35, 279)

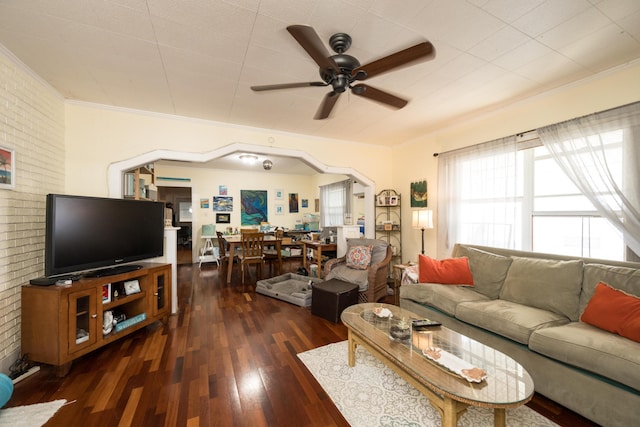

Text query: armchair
(324, 238), (393, 303)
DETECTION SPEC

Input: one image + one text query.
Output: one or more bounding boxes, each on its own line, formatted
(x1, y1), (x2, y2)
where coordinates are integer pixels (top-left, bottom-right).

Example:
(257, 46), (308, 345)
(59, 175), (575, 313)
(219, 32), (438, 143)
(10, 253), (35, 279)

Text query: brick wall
(0, 45), (65, 373)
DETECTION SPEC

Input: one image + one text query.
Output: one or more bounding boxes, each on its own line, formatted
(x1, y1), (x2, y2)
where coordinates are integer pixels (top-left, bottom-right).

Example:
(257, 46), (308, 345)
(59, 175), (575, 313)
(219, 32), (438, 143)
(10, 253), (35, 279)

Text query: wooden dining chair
(238, 232), (265, 292)
(215, 231), (231, 279)
(263, 228), (283, 277)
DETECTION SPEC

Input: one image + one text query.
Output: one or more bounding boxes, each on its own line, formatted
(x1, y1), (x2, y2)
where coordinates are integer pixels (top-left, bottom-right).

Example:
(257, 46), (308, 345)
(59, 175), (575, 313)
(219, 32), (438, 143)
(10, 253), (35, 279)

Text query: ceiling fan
(251, 25), (435, 120)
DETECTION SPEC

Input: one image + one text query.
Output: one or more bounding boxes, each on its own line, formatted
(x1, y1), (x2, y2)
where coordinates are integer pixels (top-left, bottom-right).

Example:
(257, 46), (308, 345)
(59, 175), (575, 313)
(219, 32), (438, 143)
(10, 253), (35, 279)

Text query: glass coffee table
(341, 303), (534, 427)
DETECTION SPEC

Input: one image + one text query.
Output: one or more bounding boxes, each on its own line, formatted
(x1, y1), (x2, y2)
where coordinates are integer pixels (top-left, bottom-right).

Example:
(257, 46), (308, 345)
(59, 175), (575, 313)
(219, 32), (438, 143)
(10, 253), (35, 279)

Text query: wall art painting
(213, 196), (233, 212)
(0, 147), (15, 189)
(219, 185), (228, 195)
(275, 204), (284, 215)
(216, 213), (230, 224)
(241, 190), (268, 225)
(200, 198), (209, 209)
(410, 180), (428, 207)
(289, 193), (299, 213)
(274, 189), (284, 200)
(301, 198), (308, 208)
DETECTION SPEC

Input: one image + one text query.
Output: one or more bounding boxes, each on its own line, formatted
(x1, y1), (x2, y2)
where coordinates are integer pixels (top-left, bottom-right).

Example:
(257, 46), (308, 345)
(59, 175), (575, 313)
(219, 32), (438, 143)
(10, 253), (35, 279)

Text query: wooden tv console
(21, 262), (171, 376)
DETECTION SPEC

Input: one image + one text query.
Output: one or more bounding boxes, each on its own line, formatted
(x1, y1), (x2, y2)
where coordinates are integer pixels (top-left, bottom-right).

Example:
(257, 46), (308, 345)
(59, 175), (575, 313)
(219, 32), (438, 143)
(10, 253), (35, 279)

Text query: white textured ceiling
(1, 0), (639, 147)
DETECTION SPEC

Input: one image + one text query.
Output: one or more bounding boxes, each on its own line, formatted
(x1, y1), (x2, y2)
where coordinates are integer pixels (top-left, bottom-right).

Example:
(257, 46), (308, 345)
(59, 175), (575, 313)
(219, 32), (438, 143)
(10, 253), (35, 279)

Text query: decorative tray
(422, 348), (487, 383)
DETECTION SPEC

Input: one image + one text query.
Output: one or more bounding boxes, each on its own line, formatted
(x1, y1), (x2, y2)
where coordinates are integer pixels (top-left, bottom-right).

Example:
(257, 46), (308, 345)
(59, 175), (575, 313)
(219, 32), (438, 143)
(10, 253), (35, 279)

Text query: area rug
(298, 341), (558, 427)
(0, 399), (66, 427)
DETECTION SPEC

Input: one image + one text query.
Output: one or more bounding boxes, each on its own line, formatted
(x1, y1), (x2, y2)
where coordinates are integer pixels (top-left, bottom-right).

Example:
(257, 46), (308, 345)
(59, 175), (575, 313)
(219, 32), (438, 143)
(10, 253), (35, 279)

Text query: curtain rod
(433, 100), (640, 157)
(433, 129), (537, 157)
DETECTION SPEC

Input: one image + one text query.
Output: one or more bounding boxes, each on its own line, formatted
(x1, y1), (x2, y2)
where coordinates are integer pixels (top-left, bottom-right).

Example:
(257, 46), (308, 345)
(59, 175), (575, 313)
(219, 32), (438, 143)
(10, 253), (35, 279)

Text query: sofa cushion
(400, 283), (489, 317)
(325, 265), (368, 291)
(456, 300), (571, 344)
(529, 322), (640, 392)
(580, 263), (640, 316)
(499, 256), (584, 321)
(581, 282), (640, 342)
(346, 238), (387, 264)
(454, 246), (513, 299)
(345, 245), (373, 270)
(418, 255), (474, 285)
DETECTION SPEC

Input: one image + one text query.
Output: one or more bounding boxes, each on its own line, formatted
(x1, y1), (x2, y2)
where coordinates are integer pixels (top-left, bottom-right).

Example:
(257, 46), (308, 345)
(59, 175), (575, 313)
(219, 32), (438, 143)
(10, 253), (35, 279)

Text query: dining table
(222, 234), (279, 284)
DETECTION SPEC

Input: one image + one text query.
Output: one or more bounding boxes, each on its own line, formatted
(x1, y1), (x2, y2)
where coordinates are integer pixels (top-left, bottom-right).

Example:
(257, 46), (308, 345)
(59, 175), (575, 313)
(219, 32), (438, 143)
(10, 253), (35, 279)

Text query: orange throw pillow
(418, 254), (474, 285)
(581, 282), (640, 343)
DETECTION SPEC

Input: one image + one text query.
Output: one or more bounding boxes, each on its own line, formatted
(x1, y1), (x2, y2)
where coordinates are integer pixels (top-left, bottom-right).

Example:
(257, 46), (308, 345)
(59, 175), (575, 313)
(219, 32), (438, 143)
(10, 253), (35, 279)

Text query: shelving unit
(21, 263), (171, 376)
(375, 189), (402, 278)
(123, 164), (156, 200)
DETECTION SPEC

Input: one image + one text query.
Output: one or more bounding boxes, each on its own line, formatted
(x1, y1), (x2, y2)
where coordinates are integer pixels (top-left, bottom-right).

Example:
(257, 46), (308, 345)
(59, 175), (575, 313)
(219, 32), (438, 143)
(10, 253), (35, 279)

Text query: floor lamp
(412, 209), (433, 255)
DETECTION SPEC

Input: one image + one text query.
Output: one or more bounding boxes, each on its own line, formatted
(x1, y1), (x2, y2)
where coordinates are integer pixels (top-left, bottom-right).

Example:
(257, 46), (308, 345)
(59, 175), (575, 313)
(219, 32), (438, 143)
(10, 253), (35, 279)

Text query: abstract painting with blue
(213, 196), (233, 212)
(241, 190), (268, 225)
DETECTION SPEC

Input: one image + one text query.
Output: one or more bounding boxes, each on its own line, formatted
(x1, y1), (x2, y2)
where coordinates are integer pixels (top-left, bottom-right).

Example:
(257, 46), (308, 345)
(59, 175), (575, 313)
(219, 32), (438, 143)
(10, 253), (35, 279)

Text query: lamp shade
(412, 209), (433, 230)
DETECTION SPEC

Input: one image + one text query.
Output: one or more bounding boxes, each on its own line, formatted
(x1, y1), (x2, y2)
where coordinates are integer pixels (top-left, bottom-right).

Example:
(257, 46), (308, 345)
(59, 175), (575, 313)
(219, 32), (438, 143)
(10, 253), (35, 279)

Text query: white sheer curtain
(437, 136), (521, 256)
(320, 179), (352, 227)
(537, 101), (640, 257)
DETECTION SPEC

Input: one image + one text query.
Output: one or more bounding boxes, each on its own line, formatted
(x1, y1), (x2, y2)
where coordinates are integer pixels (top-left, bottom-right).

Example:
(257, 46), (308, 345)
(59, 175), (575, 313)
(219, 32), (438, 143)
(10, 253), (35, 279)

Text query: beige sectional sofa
(399, 243), (640, 427)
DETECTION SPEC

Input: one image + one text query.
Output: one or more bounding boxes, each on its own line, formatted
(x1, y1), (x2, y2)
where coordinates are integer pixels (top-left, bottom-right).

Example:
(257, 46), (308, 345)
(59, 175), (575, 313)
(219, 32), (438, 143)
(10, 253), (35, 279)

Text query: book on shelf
(114, 312), (147, 333)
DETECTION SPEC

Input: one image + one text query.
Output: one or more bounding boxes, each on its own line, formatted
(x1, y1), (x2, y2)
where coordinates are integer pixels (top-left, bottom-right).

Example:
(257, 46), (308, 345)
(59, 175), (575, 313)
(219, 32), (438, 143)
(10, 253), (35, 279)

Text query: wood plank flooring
(10, 261), (598, 426)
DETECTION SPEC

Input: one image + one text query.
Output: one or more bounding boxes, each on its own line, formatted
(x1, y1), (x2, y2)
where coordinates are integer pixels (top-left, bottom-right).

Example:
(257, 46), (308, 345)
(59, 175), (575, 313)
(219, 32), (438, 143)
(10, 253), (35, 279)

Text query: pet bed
(256, 273), (324, 307)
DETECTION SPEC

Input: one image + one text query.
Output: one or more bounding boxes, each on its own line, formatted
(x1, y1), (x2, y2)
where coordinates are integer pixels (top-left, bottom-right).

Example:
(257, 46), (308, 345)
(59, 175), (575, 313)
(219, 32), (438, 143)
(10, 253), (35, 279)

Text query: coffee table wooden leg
(494, 408), (506, 427)
(347, 332), (357, 367)
(441, 397), (458, 427)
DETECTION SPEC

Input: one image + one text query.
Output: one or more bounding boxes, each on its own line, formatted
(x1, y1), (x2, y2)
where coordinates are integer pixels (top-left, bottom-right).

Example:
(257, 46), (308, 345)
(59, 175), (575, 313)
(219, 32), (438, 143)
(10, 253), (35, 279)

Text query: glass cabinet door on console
(68, 288), (98, 354)
(151, 270), (169, 318)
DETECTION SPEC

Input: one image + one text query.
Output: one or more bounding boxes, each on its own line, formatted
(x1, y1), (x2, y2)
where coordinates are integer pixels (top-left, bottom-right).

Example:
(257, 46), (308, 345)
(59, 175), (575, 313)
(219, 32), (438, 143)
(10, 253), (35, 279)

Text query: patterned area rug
(298, 341), (558, 427)
(0, 399), (66, 427)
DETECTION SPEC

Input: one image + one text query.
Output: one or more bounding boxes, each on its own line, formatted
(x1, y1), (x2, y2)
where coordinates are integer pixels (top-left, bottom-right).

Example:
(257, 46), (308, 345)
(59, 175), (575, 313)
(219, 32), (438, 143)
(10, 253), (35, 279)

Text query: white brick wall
(0, 45), (65, 373)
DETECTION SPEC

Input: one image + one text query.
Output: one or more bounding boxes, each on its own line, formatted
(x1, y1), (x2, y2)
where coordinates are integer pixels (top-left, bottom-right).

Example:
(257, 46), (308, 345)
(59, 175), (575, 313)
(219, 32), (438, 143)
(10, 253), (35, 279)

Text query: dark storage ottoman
(311, 279), (359, 323)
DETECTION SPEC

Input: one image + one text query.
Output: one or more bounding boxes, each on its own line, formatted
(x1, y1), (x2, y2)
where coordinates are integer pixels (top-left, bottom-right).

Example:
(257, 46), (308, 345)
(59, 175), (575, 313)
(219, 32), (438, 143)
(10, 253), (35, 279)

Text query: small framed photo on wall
(216, 213), (231, 223)
(0, 147), (15, 189)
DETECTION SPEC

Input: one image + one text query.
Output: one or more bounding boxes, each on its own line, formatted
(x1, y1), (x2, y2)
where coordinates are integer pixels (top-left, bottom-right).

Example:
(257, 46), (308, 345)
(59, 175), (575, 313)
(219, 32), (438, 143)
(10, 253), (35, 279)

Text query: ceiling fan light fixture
(239, 154), (258, 164)
(251, 25), (435, 119)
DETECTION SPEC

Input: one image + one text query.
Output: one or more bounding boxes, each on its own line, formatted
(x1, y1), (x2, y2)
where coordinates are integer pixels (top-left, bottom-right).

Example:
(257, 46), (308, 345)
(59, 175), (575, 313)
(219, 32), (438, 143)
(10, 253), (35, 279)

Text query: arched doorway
(107, 142), (376, 241)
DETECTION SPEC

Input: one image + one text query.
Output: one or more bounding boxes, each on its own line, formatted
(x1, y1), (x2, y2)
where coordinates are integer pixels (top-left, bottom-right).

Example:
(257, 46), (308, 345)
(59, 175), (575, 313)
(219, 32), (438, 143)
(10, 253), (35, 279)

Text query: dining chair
(263, 228), (283, 277)
(239, 232), (265, 292)
(215, 231), (230, 279)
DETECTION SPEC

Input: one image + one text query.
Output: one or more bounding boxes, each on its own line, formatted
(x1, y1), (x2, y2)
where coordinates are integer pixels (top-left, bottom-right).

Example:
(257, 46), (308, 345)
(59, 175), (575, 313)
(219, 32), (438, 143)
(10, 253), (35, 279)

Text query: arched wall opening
(107, 142), (376, 248)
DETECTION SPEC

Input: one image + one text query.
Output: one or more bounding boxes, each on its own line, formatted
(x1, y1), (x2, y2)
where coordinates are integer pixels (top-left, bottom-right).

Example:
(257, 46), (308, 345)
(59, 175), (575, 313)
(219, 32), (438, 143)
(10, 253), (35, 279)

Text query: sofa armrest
(362, 245), (393, 302)
(324, 256), (346, 275)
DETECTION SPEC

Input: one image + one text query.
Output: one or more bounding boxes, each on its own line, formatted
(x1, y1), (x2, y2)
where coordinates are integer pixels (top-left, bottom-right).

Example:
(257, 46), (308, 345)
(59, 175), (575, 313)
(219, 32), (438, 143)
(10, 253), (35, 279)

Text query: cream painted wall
(64, 103), (394, 199)
(155, 162), (347, 262)
(394, 62), (640, 260)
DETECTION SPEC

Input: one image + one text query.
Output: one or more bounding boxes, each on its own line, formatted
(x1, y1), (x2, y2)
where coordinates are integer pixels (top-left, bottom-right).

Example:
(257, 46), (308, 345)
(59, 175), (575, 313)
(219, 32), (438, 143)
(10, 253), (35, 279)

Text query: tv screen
(45, 194), (165, 277)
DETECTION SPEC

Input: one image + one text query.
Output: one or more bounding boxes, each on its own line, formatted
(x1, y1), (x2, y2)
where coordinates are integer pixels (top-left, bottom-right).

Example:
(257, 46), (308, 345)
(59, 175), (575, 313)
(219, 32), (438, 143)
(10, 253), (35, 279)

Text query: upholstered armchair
(324, 238), (393, 303)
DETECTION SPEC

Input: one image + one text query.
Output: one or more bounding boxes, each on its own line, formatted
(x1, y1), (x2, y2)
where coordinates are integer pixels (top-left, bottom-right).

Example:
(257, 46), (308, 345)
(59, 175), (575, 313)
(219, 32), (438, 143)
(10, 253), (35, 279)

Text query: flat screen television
(45, 194), (165, 278)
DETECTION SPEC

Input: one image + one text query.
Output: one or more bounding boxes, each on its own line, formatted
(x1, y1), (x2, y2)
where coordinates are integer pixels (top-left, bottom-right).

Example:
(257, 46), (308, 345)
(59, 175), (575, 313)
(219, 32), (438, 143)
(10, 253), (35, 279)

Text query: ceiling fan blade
(351, 84), (408, 109)
(314, 91), (341, 120)
(352, 41), (434, 80)
(251, 82), (327, 92)
(287, 25), (339, 72)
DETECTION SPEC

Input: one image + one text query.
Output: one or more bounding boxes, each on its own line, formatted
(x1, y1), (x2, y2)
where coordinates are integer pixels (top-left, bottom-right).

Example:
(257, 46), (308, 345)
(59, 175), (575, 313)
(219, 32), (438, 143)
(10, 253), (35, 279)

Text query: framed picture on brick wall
(0, 147), (15, 189)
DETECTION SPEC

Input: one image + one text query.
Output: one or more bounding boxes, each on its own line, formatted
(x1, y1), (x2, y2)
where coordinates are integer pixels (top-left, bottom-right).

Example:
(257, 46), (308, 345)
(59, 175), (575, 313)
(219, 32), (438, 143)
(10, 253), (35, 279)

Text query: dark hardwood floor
(10, 260), (599, 426)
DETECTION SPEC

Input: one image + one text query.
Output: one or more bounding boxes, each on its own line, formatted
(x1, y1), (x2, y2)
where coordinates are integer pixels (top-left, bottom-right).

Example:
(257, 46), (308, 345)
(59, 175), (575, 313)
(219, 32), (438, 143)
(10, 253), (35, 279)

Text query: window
(531, 137), (624, 259)
(437, 136), (523, 255)
(438, 115), (638, 262)
(319, 180), (352, 227)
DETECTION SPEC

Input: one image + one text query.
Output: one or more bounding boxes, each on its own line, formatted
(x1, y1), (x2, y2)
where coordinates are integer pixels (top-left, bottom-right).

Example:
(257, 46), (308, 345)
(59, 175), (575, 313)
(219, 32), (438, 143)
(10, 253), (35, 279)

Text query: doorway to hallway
(158, 186), (193, 265)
